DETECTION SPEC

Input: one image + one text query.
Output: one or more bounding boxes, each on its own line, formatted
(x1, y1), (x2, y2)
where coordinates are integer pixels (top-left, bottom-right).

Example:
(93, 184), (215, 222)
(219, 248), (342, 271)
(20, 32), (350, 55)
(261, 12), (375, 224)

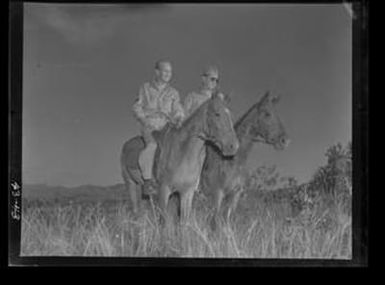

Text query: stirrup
(142, 179), (157, 195)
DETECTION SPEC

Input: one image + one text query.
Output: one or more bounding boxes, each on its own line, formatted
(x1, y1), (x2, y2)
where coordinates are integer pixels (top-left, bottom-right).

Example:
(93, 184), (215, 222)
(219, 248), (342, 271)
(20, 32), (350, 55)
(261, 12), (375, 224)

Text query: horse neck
(170, 104), (207, 158)
(234, 125), (254, 165)
(234, 108), (261, 165)
(175, 103), (207, 143)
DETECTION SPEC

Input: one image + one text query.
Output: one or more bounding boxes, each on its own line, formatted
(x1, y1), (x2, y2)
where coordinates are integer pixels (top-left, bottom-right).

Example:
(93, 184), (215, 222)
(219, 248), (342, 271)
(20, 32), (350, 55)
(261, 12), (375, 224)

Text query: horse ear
(222, 92), (231, 104)
(213, 91), (230, 104)
(260, 91), (270, 103)
(262, 91), (280, 104)
(271, 94), (281, 104)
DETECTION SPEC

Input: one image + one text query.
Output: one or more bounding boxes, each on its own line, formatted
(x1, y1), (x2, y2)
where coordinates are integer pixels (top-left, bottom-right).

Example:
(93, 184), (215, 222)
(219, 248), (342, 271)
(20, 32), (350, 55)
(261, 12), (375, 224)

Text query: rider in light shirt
(132, 60), (185, 195)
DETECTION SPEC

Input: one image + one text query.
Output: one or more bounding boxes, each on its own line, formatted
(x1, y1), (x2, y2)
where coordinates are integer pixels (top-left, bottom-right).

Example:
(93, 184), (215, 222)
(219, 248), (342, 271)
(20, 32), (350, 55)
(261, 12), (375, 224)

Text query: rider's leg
(139, 128), (157, 195)
(139, 141), (157, 180)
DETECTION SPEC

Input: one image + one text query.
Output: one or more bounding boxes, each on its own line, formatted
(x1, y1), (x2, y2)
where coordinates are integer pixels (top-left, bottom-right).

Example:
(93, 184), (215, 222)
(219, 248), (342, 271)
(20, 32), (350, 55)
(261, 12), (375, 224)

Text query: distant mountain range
(21, 182), (301, 204)
(22, 183), (129, 202)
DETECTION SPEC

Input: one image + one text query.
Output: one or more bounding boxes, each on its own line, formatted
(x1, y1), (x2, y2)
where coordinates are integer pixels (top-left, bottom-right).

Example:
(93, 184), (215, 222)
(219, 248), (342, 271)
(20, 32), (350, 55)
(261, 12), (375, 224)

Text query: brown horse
(200, 91), (290, 229)
(120, 93), (239, 223)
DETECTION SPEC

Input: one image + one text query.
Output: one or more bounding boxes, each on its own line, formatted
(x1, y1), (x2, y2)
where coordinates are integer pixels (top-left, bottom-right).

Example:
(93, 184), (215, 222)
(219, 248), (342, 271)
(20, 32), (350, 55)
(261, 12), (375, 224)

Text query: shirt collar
(151, 79), (169, 92)
(200, 88), (213, 97)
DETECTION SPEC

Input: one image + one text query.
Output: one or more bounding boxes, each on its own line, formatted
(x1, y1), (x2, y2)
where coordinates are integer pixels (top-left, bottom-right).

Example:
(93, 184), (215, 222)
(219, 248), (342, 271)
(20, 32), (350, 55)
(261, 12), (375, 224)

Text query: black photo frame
(8, 0), (369, 267)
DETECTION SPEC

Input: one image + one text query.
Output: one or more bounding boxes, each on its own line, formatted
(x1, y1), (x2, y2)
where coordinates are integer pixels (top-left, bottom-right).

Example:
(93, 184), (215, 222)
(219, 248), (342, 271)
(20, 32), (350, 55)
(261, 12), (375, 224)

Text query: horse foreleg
(224, 186), (243, 224)
(210, 189), (224, 231)
(180, 189), (195, 225)
(124, 176), (139, 215)
(158, 183), (171, 227)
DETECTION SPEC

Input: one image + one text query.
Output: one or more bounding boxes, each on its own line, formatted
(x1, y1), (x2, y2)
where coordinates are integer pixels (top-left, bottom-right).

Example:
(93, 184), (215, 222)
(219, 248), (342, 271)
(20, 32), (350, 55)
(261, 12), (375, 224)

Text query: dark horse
(121, 93), (239, 223)
(200, 91), (290, 228)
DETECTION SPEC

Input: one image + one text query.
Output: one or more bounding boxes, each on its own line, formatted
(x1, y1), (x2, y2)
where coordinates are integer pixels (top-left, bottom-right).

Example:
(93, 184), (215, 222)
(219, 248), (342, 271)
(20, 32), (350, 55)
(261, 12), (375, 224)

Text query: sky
(22, 3), (352, 187)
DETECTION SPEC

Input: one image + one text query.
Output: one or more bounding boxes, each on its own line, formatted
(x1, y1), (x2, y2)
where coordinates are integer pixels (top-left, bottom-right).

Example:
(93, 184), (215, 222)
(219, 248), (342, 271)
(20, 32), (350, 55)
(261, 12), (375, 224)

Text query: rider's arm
(133, 85), (153, 125)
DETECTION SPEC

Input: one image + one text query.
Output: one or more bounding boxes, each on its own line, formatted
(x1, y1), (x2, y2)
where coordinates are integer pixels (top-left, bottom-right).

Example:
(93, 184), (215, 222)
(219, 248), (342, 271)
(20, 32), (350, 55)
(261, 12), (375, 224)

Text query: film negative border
(8, 0), (369, 267)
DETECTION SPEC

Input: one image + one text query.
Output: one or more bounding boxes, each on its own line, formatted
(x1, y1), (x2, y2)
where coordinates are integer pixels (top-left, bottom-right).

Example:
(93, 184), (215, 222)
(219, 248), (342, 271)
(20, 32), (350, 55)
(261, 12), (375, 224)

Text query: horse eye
(264, 111), (271, 118)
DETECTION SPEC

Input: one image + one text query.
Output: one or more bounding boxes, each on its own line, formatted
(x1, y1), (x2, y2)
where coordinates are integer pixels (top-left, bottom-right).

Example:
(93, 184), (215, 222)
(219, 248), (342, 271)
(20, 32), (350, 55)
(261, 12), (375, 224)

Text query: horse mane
(152, 97), (212, 152)
(180, 96), (211, 128)
(234, 100), (260, 131)
(153, 93), (227, 148)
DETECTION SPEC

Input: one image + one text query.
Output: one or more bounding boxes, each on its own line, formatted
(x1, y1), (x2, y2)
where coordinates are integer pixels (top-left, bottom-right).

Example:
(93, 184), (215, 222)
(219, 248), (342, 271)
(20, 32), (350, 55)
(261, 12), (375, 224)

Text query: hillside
(22, 183), (129, 203)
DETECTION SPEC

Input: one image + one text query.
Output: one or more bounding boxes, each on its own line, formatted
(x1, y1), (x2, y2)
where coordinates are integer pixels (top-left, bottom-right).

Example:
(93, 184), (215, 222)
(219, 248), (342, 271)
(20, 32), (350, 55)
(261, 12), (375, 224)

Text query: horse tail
(120, 151), (132, 184)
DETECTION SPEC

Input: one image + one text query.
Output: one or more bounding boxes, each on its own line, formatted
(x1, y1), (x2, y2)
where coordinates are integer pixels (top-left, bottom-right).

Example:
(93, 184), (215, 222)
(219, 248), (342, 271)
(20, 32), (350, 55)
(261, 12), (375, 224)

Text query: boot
(142, 178), (157, 197)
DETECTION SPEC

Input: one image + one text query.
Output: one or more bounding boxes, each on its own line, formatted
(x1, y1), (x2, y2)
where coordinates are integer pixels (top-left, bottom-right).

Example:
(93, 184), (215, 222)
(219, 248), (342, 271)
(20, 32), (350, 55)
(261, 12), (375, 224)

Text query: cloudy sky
(22, 3), (352, 187)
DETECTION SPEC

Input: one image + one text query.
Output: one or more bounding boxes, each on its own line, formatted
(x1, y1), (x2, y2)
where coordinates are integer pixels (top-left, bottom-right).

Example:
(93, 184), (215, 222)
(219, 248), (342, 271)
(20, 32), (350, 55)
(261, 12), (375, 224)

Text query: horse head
(204, 92), (239, 156)
(247, 91), (290, 150)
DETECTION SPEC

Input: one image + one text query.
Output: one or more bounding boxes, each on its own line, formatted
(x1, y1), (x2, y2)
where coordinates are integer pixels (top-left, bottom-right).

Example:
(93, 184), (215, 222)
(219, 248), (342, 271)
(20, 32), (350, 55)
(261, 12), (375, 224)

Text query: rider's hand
(173, 116), (183, 128)
(155, 112), (169, 121)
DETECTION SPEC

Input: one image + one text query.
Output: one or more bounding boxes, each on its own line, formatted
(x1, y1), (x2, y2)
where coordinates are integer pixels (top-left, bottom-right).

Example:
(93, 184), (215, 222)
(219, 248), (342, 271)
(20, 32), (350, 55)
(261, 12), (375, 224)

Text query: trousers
(138, 127), (157, 180)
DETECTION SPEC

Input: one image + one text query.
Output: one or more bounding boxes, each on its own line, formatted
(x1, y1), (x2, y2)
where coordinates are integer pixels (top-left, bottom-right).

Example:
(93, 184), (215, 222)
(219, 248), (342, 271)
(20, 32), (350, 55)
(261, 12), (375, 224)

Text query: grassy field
(21, 184), (352, 258)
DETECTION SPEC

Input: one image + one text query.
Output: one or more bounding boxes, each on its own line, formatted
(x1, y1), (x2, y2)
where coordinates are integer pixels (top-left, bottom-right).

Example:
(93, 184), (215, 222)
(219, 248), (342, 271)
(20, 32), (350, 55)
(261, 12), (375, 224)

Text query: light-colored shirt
(184, 89), (213, 118)
(133, 81), (185, 130)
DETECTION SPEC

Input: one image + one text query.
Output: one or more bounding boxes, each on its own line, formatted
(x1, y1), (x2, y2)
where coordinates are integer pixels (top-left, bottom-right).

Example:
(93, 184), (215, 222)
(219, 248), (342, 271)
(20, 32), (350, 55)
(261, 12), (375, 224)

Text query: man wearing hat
(132, 60), (185, 195)
(184, 66), (225, 117)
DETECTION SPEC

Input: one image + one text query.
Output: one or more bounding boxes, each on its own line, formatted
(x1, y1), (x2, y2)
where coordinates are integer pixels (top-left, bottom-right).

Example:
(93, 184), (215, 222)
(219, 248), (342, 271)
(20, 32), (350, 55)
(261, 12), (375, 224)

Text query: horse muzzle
(274, 136), (290, 150)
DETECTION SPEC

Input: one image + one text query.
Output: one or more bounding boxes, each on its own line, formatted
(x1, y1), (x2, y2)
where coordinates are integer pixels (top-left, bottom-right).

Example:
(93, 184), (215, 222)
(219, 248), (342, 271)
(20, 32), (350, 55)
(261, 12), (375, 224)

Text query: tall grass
(21, 188), (351, 258)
